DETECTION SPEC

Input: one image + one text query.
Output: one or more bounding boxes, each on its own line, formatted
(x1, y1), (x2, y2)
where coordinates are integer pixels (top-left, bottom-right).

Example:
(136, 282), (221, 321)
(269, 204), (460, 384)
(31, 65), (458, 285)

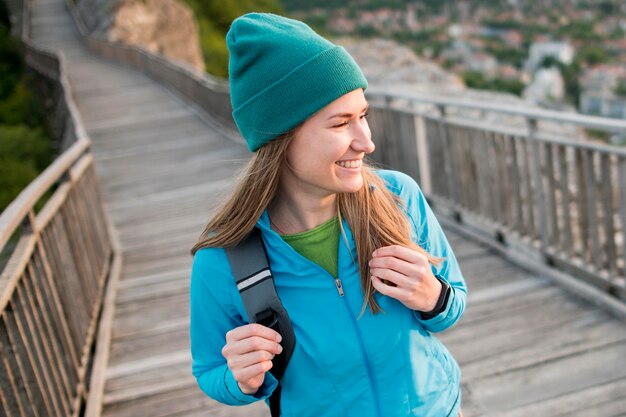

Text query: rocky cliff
(75, 0), (205, 72)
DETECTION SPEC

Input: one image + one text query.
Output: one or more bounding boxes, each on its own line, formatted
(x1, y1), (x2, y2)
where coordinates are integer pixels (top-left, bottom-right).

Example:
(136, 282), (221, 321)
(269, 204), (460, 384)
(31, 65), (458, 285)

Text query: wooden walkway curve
(28, 0), (626, 416)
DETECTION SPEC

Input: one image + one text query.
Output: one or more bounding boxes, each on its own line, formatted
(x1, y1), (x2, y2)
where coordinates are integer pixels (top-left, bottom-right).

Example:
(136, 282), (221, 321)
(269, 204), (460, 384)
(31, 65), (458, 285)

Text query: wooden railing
(367, 91), (626, 308)
(0, 0), (119, 415)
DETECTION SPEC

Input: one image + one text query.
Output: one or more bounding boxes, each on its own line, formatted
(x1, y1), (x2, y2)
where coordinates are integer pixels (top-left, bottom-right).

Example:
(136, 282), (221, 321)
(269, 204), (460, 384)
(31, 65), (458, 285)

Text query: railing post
(528, 118), (548, 255)
(618, 156), (626, 297)
(20, 210), (37, 237)
(414, 103), (432, 196)
(436, 105), (457, 205)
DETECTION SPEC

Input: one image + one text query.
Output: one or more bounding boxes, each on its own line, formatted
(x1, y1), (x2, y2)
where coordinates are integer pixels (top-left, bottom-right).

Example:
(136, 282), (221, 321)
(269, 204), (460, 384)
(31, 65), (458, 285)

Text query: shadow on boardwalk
(27, 0), (626, 415)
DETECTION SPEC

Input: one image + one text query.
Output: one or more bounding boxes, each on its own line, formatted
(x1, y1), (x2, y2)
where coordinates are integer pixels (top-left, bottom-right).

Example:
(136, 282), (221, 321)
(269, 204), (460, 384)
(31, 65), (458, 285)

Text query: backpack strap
(225, 227), (295, 417)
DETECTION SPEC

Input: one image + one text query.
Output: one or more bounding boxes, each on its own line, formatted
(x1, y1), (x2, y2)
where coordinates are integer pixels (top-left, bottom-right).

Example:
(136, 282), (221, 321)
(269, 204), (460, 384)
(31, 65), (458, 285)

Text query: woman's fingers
(223, 323), (284, 394)
(369, 266), (412, 288)
(372, 245), (427, 264)
(232, 360), (274, 390)
(371, 275), (411, 300)
(227, 349), (277, 370)
(369, 245), (431, 278)
(226, 323), (282, 344)
(223, 335), (283, 357)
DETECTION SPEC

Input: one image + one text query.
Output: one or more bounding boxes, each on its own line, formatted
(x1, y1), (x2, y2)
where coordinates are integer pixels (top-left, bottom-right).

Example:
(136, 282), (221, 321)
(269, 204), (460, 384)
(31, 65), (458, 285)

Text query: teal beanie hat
(226, 13), (368, 152)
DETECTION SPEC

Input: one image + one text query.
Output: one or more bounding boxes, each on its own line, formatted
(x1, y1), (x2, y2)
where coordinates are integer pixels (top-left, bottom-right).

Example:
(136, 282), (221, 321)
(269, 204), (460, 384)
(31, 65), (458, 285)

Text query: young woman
(190, 13), (467, 417)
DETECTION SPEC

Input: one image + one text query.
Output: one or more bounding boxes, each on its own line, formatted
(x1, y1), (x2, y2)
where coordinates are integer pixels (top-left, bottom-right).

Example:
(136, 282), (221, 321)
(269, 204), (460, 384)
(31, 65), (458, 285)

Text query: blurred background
(3, 0), (626, 214)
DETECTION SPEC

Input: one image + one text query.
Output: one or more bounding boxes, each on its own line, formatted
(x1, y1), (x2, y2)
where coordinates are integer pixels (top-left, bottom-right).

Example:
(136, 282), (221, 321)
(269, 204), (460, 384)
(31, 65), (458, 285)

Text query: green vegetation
(483, 40), (526, 69)
(615, 80), (626, 97)
(555, 21), (601, 41)
(585, 128), (610, 142)
(0, 0), (54, 213)
(461, 70), (525, 96)
(180, 0), (283, 78)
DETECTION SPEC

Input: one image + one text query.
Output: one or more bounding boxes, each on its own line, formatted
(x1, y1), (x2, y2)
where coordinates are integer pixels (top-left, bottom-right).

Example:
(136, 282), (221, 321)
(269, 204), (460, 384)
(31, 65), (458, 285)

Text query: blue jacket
(190, 170), (467, 417)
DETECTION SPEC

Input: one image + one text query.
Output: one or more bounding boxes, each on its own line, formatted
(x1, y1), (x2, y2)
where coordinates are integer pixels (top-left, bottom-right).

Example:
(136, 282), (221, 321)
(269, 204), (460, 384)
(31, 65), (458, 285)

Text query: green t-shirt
(281, 216), (340, 278)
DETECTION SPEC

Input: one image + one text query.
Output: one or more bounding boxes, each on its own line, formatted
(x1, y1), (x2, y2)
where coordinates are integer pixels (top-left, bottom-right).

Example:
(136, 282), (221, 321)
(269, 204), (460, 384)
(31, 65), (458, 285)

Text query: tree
(181, 0), (283, 78)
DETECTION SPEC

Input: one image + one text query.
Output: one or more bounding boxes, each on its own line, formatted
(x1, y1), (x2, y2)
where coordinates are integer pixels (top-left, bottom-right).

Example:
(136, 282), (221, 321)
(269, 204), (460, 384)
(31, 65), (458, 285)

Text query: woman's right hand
(222, 323), (283, 395)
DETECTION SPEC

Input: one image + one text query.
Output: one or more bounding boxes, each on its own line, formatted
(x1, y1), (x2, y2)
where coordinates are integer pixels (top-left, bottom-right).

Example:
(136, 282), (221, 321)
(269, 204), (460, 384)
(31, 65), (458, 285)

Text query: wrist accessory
(420, 275), (451, 320)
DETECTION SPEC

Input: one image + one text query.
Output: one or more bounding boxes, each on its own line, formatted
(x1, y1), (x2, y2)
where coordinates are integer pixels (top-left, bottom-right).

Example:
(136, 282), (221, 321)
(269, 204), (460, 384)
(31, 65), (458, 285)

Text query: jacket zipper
(334, 276), (383, 417)
(266, 229), (382, 416)
(334, 278), (345, 296)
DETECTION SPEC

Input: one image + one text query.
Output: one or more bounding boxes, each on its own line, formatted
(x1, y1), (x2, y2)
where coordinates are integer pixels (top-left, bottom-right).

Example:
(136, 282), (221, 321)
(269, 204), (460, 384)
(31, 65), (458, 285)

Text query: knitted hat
(226, 13), (368, 152)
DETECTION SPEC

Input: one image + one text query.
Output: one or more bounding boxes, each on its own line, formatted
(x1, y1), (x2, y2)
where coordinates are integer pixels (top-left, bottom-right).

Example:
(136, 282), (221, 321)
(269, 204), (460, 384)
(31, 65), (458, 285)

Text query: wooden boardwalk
(29, 0), (626, 416)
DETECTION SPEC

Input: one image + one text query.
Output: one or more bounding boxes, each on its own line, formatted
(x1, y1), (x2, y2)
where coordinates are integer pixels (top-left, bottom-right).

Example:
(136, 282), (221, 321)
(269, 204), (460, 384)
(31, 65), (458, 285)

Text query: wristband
(420, 276), (451, 320)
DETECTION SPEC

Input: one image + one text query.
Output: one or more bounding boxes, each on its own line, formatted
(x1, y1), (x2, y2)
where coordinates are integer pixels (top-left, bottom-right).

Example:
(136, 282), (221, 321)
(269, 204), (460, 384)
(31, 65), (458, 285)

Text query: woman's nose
(351, 121), (375, 154)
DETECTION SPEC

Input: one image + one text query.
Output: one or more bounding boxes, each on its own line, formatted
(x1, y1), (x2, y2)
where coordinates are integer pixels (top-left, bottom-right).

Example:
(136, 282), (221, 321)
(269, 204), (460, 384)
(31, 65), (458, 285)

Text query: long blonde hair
(191, 130), (442, 314)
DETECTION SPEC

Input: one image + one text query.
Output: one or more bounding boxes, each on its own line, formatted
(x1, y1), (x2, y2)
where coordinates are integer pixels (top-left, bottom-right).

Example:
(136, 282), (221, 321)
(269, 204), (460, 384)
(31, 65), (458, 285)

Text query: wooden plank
(399, 111), (420, 182)
(34, 243), (79, 386)
(575, 148), (590, 263)
(557, 145), (573, 257)
(583, 149), (601, 270)
(81, 168), (109, 276)
(0, 319), (30, 417)
(112, 295), (188, 334)
(507, 135), (523, 234)
(454, 127), (468, 211)
(61, 191), (96, 306)
(81, 101), (185, 128)
(456, 309), (624, 380)
(21, 267), (70, 415)
(529, 121), (548, 252)
(497, 376), (626, 417)
(84, 250), (121, 417)
(108, 326), (189, 367)
(469, 341), (626, 413)
(618, 156), (626, 284)
(494, 133), (509, 228)
(106, 350), (189, 381)
(66, 179), (99, 303)
(544, 143), (559, 250)
(445, 287), (584, 342)
(521, 137), (536, 240)
(100, 385), (266, 417)
(44, 213), (88, 352)
(82, 166), (110, 282)
(600, 153), (617, 278)
(9, 290), (56, 416)
(438, 112), (457, 202)
(486, 131), (500, 223)
(103, 365), (195, 405)
(93, 129), (211, 162)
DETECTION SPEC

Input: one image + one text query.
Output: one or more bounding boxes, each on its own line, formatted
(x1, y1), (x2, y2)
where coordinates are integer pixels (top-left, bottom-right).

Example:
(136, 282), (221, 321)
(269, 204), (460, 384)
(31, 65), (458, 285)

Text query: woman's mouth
(335, 159), (362, 168)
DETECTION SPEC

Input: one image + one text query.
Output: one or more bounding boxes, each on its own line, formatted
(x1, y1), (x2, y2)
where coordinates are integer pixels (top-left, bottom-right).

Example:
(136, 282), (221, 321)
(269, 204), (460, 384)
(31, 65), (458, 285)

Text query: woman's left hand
(369, 245), (442, 312)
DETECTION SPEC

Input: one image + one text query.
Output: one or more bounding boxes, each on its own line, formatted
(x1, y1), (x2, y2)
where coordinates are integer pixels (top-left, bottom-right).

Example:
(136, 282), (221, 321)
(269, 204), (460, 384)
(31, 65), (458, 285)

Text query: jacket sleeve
(189, 248), (278, 405)
(385, 171), (468, 333)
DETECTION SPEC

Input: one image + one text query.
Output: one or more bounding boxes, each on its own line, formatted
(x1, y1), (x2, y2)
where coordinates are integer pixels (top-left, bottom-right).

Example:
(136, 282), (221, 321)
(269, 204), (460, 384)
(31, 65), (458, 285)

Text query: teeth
(336, 160), (361, 168)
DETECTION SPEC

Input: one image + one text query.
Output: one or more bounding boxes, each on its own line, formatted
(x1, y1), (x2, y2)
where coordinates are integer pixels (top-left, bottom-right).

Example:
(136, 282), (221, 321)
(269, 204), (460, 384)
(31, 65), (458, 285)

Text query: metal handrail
(367, 89), (626, 133)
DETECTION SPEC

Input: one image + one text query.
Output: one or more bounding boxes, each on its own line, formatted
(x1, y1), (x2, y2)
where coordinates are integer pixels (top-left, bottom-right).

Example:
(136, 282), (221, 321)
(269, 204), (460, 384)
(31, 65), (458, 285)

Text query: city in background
(2, 0), (626, 213)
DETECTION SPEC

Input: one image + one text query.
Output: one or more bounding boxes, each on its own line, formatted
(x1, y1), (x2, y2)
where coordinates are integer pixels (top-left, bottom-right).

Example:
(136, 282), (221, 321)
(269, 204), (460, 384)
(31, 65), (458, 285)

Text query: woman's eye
(333, 112), (368, 128)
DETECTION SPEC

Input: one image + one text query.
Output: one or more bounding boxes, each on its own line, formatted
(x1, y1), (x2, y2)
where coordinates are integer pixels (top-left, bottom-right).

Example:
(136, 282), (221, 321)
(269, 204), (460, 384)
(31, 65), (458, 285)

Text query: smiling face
(280, 89), (375, 201)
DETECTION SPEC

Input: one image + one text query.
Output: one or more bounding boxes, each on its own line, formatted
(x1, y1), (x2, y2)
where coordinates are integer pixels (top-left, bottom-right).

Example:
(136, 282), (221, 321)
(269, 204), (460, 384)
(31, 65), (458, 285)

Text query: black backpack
(225, 227), (296, 417)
